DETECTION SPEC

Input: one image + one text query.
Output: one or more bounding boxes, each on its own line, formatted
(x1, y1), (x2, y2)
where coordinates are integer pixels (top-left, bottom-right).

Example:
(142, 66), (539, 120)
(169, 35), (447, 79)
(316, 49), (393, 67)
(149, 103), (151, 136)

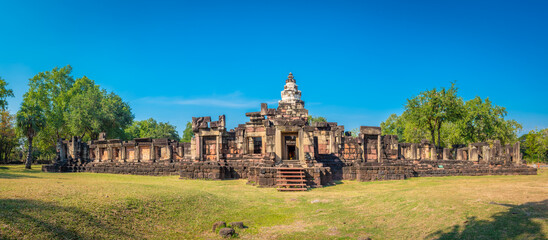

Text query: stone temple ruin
(43, 73), (537, 191)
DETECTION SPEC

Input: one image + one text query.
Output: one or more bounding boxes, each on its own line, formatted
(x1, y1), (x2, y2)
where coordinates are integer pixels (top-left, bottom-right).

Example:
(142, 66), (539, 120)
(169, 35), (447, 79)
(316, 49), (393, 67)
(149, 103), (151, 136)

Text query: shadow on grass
(0, 173), (39, 179)
(0, 167), (8, 170)
(429, 199), (548, 240)
(0, 199), (133, 239)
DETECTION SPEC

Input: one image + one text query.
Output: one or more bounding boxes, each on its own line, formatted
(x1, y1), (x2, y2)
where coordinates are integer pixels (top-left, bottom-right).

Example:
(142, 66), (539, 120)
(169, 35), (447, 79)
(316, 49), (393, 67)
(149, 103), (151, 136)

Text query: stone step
(277, 188), (307, 191)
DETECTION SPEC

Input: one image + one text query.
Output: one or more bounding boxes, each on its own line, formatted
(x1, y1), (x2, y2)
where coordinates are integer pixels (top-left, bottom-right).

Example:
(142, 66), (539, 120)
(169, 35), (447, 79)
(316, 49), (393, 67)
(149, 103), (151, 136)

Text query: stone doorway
(283, 134), (298, 160)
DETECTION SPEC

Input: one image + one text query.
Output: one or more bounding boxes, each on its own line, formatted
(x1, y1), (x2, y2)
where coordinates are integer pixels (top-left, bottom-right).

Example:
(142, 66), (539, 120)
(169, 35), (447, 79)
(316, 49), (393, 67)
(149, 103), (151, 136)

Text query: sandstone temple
(43, 73), (536, 191)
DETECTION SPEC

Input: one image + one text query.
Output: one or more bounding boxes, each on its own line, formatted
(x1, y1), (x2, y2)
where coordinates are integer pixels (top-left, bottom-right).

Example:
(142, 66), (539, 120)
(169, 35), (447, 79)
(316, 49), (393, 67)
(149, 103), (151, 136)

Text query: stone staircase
(276, 167), (307, 191)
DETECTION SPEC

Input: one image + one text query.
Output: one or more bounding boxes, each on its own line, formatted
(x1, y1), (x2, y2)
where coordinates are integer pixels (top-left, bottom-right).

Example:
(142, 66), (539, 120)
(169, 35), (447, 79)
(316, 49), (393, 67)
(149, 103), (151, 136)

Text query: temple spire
(279, 72), (302, 104)
(286, 72), (295, 83)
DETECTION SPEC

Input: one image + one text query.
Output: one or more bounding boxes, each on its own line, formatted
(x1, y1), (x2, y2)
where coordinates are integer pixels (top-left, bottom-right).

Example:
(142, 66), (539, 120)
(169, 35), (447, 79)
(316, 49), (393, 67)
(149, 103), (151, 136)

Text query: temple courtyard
(1, 165), (546, 239)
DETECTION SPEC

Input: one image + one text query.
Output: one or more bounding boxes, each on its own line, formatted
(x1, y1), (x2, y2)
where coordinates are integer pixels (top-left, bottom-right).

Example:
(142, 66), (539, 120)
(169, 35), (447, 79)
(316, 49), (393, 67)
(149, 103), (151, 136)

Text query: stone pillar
(470, 147), (478, 161)
(443, 148), (451, 160)
(121, 146), (126, 162)
(136, 145), (141, 162)
(108, 147), (113, 162)
(168, 145), (173, 162)
(377, 135), (381, 163)
(482, 146), (490, 163)
(151, 143), (156, 162)
(513, 142), (521, 165)
(216, 135), (220, 161)
(95, 148), (100, 162)
(456, 148), (463, 160)
(431, 146), (437, 160)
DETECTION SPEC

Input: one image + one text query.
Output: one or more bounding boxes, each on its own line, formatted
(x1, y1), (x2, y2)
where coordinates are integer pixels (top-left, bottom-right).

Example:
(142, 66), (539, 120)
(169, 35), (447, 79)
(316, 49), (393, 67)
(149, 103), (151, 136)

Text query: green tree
(16, 102), (46, 169)
(0, 111), (18, 163)
(460, 97), (521, 144)
(521, 128), (548, 163)
(181, 121), (193, 143)
(66, 76), (133, 140)
(405, 82), (463, 148)
(307, 116), (327, 124)
(100, 92), (134, 139)
(25, 65), (75, 159)
(381, 113), (429, 144)
(0, 76), (17, 163)
(381, 114), (404, 139)
(125, 118), (179, 140)
(0, 77), (15, 110)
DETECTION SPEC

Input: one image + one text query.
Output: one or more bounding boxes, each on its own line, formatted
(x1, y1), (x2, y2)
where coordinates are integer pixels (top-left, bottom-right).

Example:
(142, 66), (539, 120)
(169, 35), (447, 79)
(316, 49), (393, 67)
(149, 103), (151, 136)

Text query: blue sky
(1, 0), (547, 135)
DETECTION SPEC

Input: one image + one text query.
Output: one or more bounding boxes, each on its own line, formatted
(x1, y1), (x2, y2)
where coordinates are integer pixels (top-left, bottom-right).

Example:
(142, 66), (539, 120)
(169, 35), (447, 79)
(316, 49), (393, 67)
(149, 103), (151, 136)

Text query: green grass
(1, 165), (547, 239)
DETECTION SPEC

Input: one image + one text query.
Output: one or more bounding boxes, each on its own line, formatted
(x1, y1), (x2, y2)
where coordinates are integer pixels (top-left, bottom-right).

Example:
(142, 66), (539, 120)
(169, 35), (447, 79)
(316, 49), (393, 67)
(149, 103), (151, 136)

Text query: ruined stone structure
(43, 73), (536, 190)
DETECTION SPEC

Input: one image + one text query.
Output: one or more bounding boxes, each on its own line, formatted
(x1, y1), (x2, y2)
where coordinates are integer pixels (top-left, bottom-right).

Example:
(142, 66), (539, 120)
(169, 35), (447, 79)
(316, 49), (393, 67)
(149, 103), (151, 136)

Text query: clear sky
(1, 0), (547, 135)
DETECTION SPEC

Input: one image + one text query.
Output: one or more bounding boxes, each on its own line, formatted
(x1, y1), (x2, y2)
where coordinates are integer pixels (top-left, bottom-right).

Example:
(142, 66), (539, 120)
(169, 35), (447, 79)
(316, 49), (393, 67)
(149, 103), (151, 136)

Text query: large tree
(181, 122), (193, 143)
(405, 82), (464, 148)
(381, 83), (521, 147)
(460, 96), (521, 144)
(0, 77), (15, 110)
(0, 110), (17, 163)
(65, 76), (133, 140)
(25, 65), (74, 159)
(21, 66), (134, 160)
(520, 128), (547, 163)
(16, 102), (45, 169)
(0, 77), (16, 163)
(125, 118), (179, 141)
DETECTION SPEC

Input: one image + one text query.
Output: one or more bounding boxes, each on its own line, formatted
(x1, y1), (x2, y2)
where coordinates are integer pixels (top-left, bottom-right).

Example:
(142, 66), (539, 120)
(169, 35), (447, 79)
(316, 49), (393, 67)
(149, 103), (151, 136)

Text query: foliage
(19, 66), (134, 159)
(520, 128), (548, 163)
(0, 111), (19, 163)
(0, 76), (15, 110)
(307, 115), (327, 124)
(460, 96), (521, 144)
(181, 121), (194, 143)
(66, 76), (134, 141)
(381, 83), (521, 147)
(124, 118), (180, 141)
(381, 113), (429, 143)
(16, 101), (46, 169)
(404, 82), (463, 147)
(24, 65), (74, 159)
(0, 76), (18, 163)
(349, 128), (360, 137)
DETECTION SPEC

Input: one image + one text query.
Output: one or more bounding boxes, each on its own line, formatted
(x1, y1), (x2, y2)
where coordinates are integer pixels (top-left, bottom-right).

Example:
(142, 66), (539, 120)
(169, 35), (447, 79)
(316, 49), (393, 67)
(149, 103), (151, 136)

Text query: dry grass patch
(0, 165), (546, 239)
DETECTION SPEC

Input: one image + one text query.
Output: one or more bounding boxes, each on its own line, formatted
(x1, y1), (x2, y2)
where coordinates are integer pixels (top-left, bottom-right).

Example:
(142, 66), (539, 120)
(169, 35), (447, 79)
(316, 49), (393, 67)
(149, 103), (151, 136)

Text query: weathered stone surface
(219, 227), (235, 238)
(43, 72), (537, 188)
(230, 221), (245, 229)
(212, 221), (226, 232)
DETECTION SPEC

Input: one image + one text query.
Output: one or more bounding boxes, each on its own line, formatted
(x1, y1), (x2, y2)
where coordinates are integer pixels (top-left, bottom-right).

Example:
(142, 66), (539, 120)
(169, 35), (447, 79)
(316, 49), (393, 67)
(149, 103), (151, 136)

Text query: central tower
(279, 72), (303, 105)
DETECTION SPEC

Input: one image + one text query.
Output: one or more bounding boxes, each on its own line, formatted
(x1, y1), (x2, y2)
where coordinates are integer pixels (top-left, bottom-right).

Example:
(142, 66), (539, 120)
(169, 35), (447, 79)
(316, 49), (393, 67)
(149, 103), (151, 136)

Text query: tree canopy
(17, 65), (134, 160)
(181, 121), (193, 143)
(124, 118), (180, 141)
(382, 83), (521, 147)
(520, 128), (548, 163)
(0, 77), (15, 110)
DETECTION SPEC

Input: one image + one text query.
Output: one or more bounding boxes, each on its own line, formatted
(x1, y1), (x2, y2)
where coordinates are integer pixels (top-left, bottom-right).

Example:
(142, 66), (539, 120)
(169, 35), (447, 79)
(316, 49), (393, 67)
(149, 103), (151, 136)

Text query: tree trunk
(437, 124), (442, 149)
(25, 137), (33, 169)
(430, 130), (436, 146)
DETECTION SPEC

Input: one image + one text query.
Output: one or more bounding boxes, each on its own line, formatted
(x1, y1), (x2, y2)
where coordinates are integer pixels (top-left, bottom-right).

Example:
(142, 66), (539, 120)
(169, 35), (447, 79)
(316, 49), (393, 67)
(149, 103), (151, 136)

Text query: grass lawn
(0, 165), (547, 240)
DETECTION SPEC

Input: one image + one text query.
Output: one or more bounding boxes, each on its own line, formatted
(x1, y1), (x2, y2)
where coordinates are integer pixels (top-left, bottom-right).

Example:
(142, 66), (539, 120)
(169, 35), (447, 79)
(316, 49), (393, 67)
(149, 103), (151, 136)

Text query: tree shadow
(0, 173), (39, 179)
(429, 199), (548, 240)
(0, 199), (133, 239)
